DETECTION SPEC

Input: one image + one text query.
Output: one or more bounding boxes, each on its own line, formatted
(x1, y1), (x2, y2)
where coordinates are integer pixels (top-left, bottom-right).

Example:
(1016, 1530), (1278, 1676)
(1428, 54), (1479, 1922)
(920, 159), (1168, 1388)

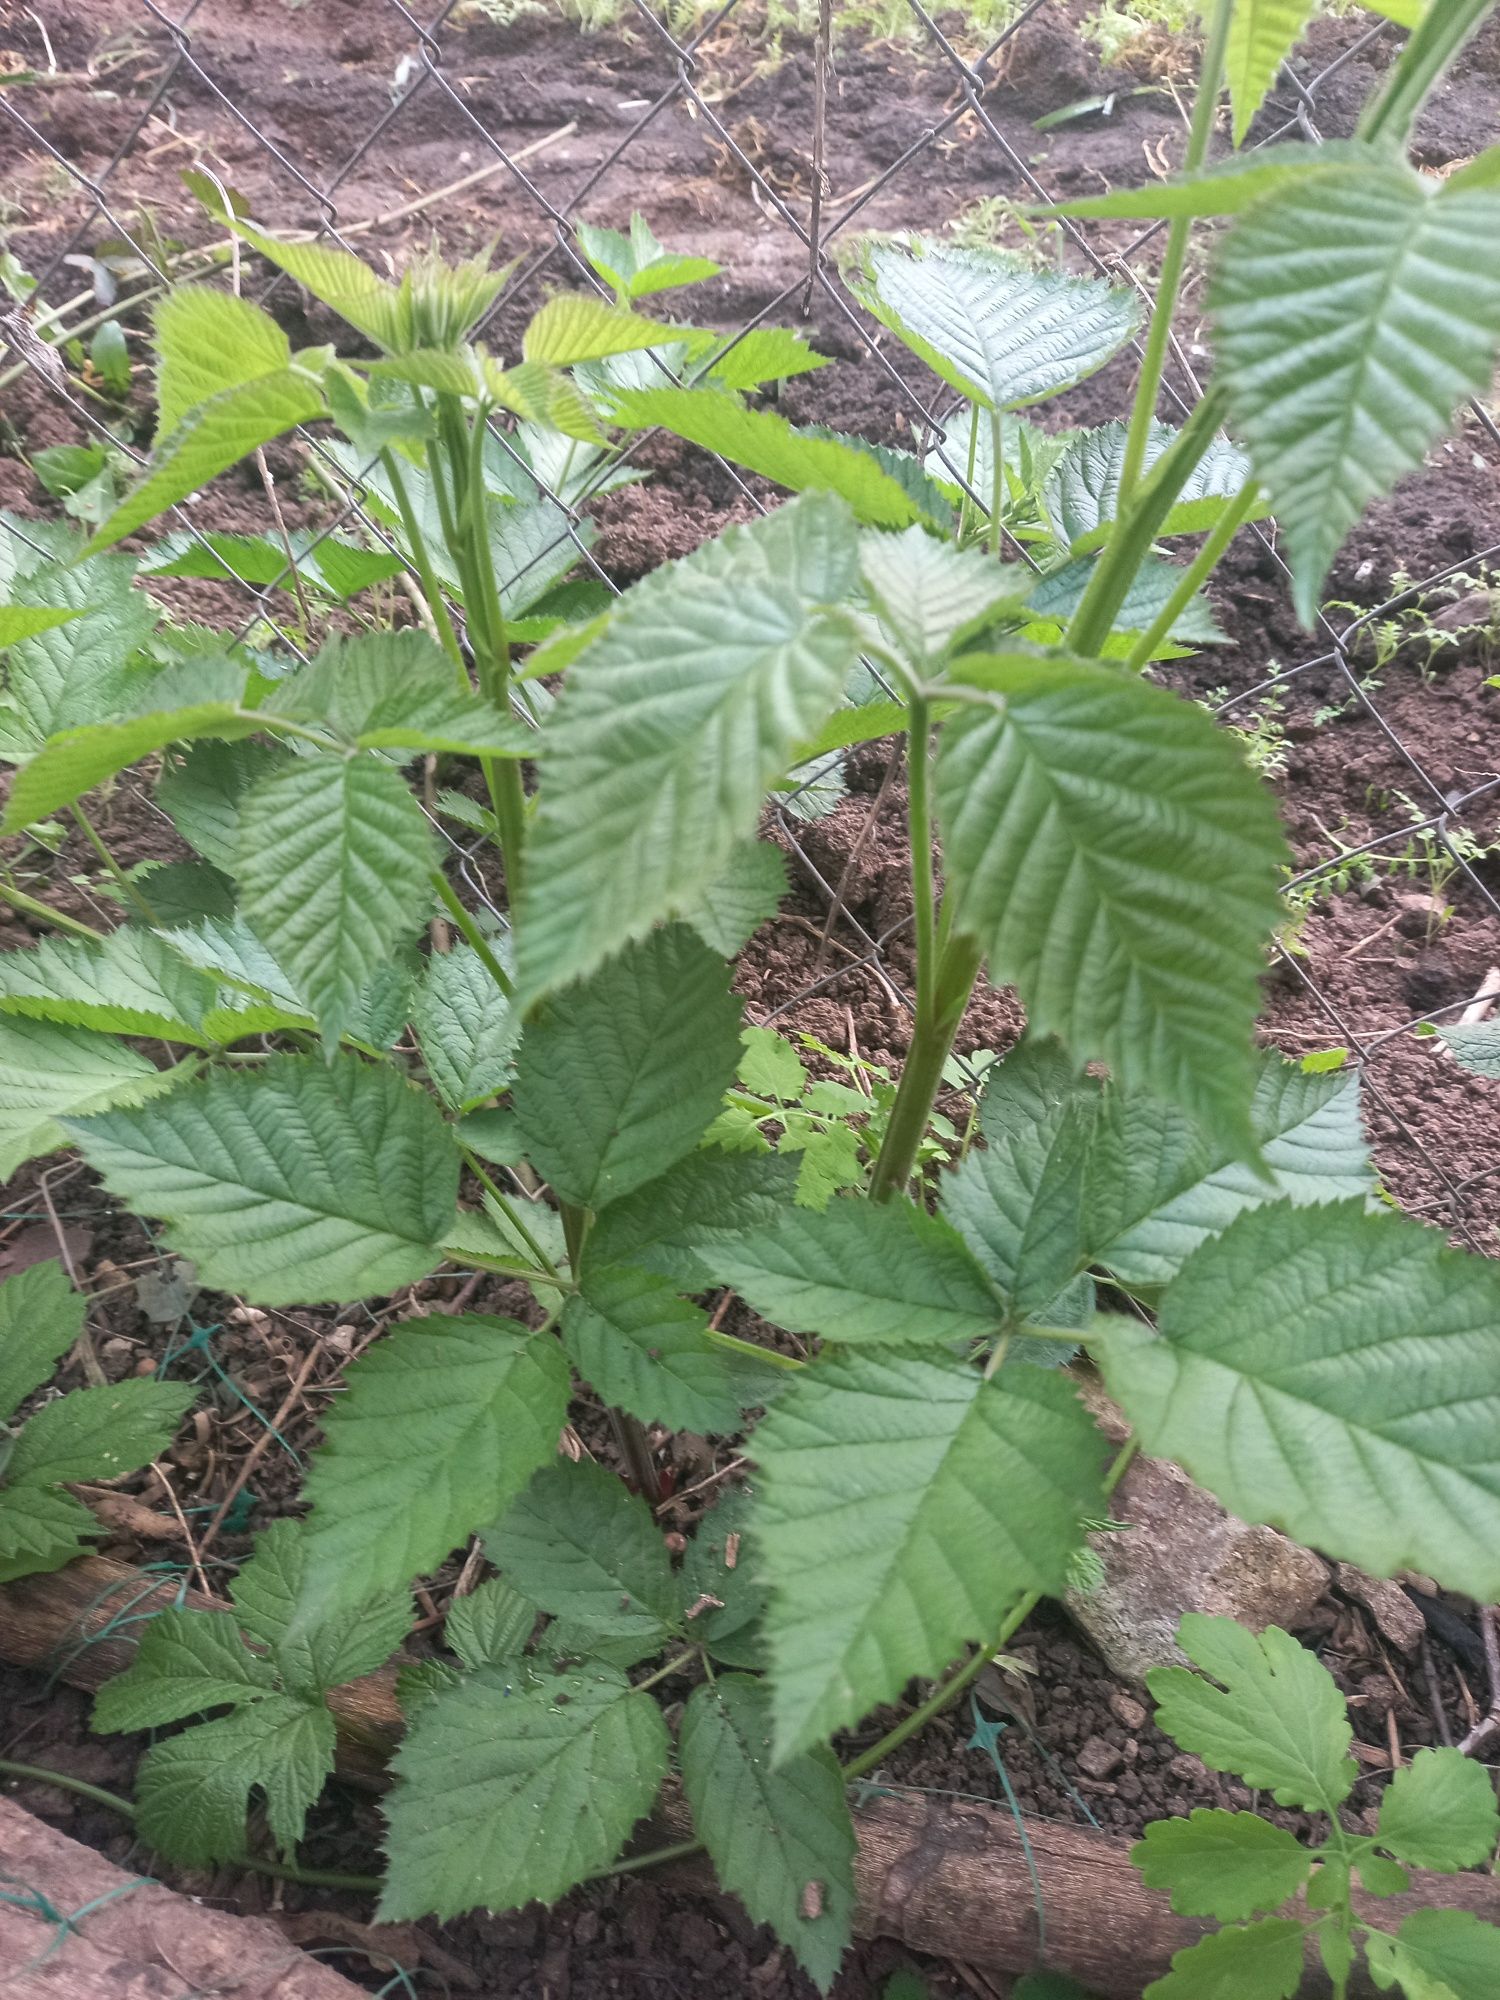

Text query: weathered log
(7, 1556), (1500, 1998)
(0, 1797), (370, 1998)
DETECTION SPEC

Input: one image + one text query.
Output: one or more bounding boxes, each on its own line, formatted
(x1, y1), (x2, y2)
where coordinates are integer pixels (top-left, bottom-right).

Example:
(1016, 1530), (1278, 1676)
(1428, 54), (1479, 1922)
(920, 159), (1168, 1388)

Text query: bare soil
(2, 1), (1500, 1994)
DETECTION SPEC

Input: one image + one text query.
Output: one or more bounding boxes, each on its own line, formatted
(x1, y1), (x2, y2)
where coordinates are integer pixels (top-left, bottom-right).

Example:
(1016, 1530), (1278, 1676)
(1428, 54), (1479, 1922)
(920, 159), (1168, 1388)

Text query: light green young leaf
(92, 1608), (276, 1733)
(698, 327), (829, 391)
(710, 1197), (1004, 1345)
(237, 753), (433, 1051)
(1225, 1), (1319, 145)
(937, 657), (1287, 1158)
(940, 1038), (1098, 1320)
(0, 927), (219, 1044)
(90, 370), (327, 554)
(69, 1054), (460, 1306)
(562, 1266), (751, 1435)
(783, 1119), (865, 1211)
(485, 1459), (683, 1642)
(1039, 142), (1375, 221)
(739, 1026), (806, 1103)
(0, 1015), (180, 1180)
(230, 1518), (413, 1693)
(860, 526), (1031, 668)
(1044, 423), (1257, 554)
(756, 1352), (1102, 1756)
(2, 657), (258, 832)
(0, 1260), (85, 1424)
(680, 1482), (768, 1668)
(413, 945), (518, 1113)
(1143, 1918), (1305, 2000)
(446, 1576), (536, 1669)
(153, 287), (292, 438)
(298, 1315), (570, 1613)
(0, 605), (81, 647)
(8, 1377), (192, 1486)
(1365, 1908), (1500, 2000)
(517, 495), (860, 999)
(680, 1674), (856, 1991)
(1376, 1747), (1500, 1872)
(1087, 1058), (1373, 1286)
(608, 388), (921, 527)
(1097, 1199), (1500, 1600)
(681, 840), (789, 957)
(523, 294), (686, 366)
(218, 221), (404, 349)
(577, 216), (722, 300)
(0, 1481), (98, 1585)
(1212, 162), (1500, 625)
(378, 1662), (670, 1920)
(513, 926), (744, 1209)
(846, 239), (1140, 411)
(1146, 1614), (1355, 1813)
(158, 738), (290, 874)
(585, 1149), (801, 1291)
(1131, 1810), (1311, 1921)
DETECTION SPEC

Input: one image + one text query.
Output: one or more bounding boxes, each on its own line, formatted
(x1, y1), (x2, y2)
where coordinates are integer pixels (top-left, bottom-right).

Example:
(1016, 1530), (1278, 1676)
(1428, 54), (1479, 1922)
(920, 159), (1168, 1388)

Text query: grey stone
(1335, 1563), (1426, 1657)
(1066, 1424), (1329, 1683)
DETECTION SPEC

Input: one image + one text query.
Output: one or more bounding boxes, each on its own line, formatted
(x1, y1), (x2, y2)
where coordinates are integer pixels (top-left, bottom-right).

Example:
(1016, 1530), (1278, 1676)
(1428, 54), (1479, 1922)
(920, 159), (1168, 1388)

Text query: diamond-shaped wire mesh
(1, 0), (1497, 1250)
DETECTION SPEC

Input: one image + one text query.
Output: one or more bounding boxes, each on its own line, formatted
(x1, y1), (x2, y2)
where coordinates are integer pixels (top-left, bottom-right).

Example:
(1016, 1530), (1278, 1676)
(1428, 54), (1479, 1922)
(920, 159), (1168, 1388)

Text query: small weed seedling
(1135, 1616), (1500, 1999)
(0, 1), (1498, 1988)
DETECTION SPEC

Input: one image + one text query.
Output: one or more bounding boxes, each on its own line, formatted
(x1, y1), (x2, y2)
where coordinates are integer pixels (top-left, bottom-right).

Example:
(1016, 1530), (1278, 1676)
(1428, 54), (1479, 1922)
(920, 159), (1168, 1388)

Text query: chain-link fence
(2, 0), (1498, 1250)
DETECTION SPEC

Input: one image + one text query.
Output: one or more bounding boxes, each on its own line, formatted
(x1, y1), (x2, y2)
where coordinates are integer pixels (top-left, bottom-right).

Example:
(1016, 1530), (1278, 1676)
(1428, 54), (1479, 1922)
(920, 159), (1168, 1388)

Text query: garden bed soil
(2, 1), (1500, 1994)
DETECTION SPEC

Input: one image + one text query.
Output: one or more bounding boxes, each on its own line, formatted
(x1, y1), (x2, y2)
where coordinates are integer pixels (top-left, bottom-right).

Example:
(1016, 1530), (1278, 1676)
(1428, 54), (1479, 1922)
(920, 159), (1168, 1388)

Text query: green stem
(841, 1439), (1137, 1782)
(68, 805), (158, 925)
(0, 881), (105, 940)
(959, 402), (981, 543)
(1115, 0), (1234, 508)
(1065, 386), (1225, 658)
(379, 447), (466, 684)
(1360, 0), (1495, 147)
(0, 1758), (382, 1895)
(987, 406), (1004, 559)
(632, 1649), (699, 1694)
(582, 1836), (704, 1884)
(429, 870), (514, 1000)
(1121, 480), (1260, 673)
(868, 931), (985, 1204)
(703, 1324), (805, 1371)
(463, 1152), (563, 1281)
(907, 696), (936, 1024)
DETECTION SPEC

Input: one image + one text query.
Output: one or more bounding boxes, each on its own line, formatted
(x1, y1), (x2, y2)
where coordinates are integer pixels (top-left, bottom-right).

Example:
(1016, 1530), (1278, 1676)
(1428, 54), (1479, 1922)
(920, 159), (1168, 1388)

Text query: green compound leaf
(446, 1576), (536, 1669)
(1143, 1917), (1305, 2000)
(1087, 1056), (1373, 1286)
(134, 1695), (335, 1864)
(860, 525), (1031, 669)
(1365, 1908), (1500, 2000)
(1211, 163), (1500, 625)
(680, 1482), (768, 1668)
(680, 1674), (856, 1991)
(0, 1016), (181, 1181)
(1439, 1019), (1500, 1079)
(0, 1481), (98, 1585)
(412, 944), (519, 1113)
(1097, 1198), (1500, 1600)
(486, 1459), (683, 1643)
(586, 1149), (801, 1291)
(92, 1608), (276, 1733)
(237, 752), (433, 1052)
(256, 1699), (338, 1854)
(513, 926), (744, 1209)
(153, 286), (293, 438)
(4, 551), (156, 748)
(1145, 1614), (1355, 1814)
(265, 629), (529, 757)
(577, 215), (722, 300)
(939, 1038), (1096, 1321)
(1225, 0), (1319, 145)
(1131, 1810), (1311, 1921)
(298, 1316), (570, 1614)
(1044, 422), (1257, 554)
(91, 369), (327, 554)
(378, 1661), (670, 1921)
(69, 1054), (460, 1307)
(516, 494), (861, 1001)
(230, 1518), (413, 1694)
(158, 738), (290, 874)
(681, 839), (789, 957)
(846, 238), (1140, 410)
(562, 1265), (750, 1435)
(608, 387), (921, 527)
(8, 1378), (192, 1487)
(0, 927), (219, 1044)
(1376, 1746), (1500, 1872)
(1039, 142), (1372, 222)
(709, 1196), (1004, 1346)
(936, 656), (1287, 1159)
(0, 1260), (85, 1424)
(755, 1352), (1103, 1758)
